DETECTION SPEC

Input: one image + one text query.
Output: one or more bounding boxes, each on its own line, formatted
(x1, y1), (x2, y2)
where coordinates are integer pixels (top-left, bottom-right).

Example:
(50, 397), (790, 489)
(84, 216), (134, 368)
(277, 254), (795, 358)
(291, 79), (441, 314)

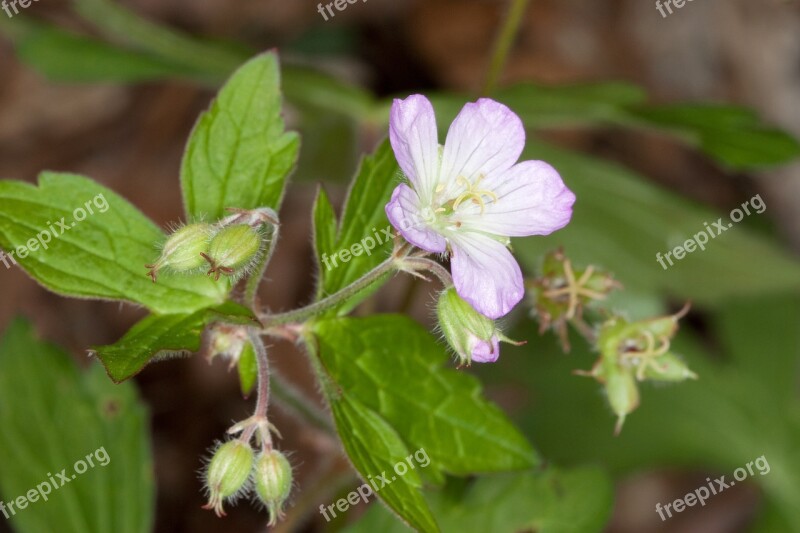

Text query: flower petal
(385, 183), (447, 253)
(389, 95), (440, 201)
(471, 336), (500, 363)
(457, 160), (576, 236)
(439, 98), (524, 195)
(449, 232), (524, 319)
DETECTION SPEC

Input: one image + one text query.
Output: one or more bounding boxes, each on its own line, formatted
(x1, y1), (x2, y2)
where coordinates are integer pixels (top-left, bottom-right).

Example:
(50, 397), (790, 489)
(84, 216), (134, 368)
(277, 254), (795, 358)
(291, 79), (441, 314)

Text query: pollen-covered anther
(452, 175), (498, 214)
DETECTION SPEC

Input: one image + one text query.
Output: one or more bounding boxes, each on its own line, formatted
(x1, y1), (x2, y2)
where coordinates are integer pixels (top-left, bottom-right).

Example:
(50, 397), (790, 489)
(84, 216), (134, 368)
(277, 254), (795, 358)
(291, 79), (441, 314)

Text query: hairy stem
(241, 331), (271, 447)
(260, 246), (409, 327)
(483, 0), (532, 95)
(401, 256), (453, 287)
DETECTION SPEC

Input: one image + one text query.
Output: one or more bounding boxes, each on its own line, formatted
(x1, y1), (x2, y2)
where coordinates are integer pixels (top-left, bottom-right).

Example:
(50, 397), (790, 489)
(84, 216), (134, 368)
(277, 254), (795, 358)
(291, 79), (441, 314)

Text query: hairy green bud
(202, 224), (262, 281)
(436, 287), (519, 365)
(145, 222), (213, 282)
(202, 440), (254, 517)
(253, 449), (292, 526)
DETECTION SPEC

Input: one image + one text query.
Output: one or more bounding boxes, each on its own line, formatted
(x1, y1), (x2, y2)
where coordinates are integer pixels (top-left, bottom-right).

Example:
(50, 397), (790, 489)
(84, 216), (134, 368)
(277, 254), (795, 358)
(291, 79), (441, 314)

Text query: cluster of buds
(527, 249), (620, 351)
(202, 439), (293, 522)
(436, 287), (523, 366)
(145, 207), (278, 282)
(576, 304), (696, 434)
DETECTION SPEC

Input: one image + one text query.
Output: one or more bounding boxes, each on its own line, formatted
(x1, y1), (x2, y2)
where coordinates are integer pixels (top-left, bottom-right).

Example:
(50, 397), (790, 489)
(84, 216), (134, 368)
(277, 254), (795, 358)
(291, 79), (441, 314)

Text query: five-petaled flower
(386, 95), (576, 319)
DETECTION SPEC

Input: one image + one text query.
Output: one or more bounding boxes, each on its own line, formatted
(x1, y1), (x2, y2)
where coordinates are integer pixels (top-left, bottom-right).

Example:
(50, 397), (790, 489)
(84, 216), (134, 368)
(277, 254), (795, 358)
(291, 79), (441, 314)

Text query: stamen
(451, 175), (498, 214)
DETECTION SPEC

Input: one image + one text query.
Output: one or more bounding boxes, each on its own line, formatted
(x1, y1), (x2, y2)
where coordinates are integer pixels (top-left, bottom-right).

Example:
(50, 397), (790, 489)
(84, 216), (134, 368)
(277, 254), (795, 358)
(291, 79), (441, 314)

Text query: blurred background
(1, 0), (799, 532)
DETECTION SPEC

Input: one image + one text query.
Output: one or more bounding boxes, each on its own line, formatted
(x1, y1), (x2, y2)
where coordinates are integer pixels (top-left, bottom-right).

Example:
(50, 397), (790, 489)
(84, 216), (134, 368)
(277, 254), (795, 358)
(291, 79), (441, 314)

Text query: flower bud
(201, 224), (262, 281)
(605, 368), (639, 436)
(202, 440), (255, 517)
(436, 287), (519, 365)
(253, 449), (293, 526)
(205, 324), (249, 369)
(145, 222), (213, 282)
(641, 352), (698, 382)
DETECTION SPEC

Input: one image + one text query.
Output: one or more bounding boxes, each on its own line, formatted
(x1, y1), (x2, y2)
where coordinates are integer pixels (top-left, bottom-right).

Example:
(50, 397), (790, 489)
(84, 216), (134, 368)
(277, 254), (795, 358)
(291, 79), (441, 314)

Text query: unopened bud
(201, 224), (262, 281)
(253, 450), (293, 526)
(436, 287), (520, 365)
(145, 222), (213, 282)
(203, 440), (254, 517)
(605, 369), (639, 436)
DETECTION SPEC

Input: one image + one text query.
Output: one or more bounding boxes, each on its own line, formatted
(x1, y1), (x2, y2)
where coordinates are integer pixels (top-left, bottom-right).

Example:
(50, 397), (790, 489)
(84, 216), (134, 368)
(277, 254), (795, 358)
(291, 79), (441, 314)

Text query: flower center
(433, 174), (498, 220)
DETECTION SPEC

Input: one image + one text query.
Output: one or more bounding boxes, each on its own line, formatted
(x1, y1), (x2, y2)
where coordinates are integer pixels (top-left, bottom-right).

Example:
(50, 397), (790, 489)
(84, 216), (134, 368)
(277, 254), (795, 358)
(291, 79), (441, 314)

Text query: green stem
(260, 255), (399, 326)
(241, 331), (271, 447)
(483, 0), (532, 95)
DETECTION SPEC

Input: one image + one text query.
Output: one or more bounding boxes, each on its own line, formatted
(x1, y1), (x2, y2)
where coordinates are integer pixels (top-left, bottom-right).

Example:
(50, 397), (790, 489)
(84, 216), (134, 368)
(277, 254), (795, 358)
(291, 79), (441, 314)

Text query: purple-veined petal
(385, 183), (447, 253)
(457, 160), (576, 237)
(471, 335), (500, 363)
(449, 232), (524, 319)
(389, 95), (440, 202)
(439, 98), (524, 197)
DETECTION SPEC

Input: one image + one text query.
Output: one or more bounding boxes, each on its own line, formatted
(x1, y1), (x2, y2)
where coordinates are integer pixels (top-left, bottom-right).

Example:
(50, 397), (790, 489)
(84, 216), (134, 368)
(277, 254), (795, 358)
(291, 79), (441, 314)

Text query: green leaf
(313, 139), (399, 314)
(91, 302), (258, 383)
(0, 18), (196, 84)
(0, 318), (154, 533)
(431, 84), (800, 169)
(492, 82), (647, 127)
(312, 316), (538, 480)
(180, 52), (300, 222)
(629, 105), (800, 169)
(312, 186), (338, 300)
(330, 394), (439, 532)
(514, 141), (800, 306)
(0, 173), (228, 314)
(346, 467), (614, 533)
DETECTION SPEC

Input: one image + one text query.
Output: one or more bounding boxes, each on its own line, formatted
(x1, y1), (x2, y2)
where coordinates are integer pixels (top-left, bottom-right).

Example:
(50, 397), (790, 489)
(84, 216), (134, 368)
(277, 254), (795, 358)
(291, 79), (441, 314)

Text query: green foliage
(312, 140), (400, 313)
(0, 173), (228, 314)
(486, 293), (800, 531)
(347, 467), (614, 533)
(181, 53), (300, 222)
(0, 18), (192, 83)
(91, 302), (259, 383)
(312, 316), (538, 477)
(0, 318), (153, 533)
(513, 141), (800, 306)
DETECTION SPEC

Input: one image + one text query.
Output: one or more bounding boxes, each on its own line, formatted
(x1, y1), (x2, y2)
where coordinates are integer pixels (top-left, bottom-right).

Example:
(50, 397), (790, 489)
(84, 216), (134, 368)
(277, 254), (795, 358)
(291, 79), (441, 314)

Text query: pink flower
(386, 95), (575, 319)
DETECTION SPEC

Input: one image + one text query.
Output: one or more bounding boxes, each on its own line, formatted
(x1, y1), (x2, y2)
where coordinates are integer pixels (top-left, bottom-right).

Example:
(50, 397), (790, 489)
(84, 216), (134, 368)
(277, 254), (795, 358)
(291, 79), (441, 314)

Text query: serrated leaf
(313, 139), (399, 314)
(0, 173), (228, 314)
(91, 302), (258, 383)
(180, 52), (299, 222)
(346, 466), (614, 533)
(514, 141), (800, 306)
(0, 318), (154, 533)
(312, 316), (538, 479)
(330, 394), (439, 533)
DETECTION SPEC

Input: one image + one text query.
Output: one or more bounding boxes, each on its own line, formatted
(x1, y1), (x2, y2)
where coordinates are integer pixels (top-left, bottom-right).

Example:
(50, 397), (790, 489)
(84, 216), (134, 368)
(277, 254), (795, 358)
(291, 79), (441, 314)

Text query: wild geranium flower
(386, 95), (576, 319)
